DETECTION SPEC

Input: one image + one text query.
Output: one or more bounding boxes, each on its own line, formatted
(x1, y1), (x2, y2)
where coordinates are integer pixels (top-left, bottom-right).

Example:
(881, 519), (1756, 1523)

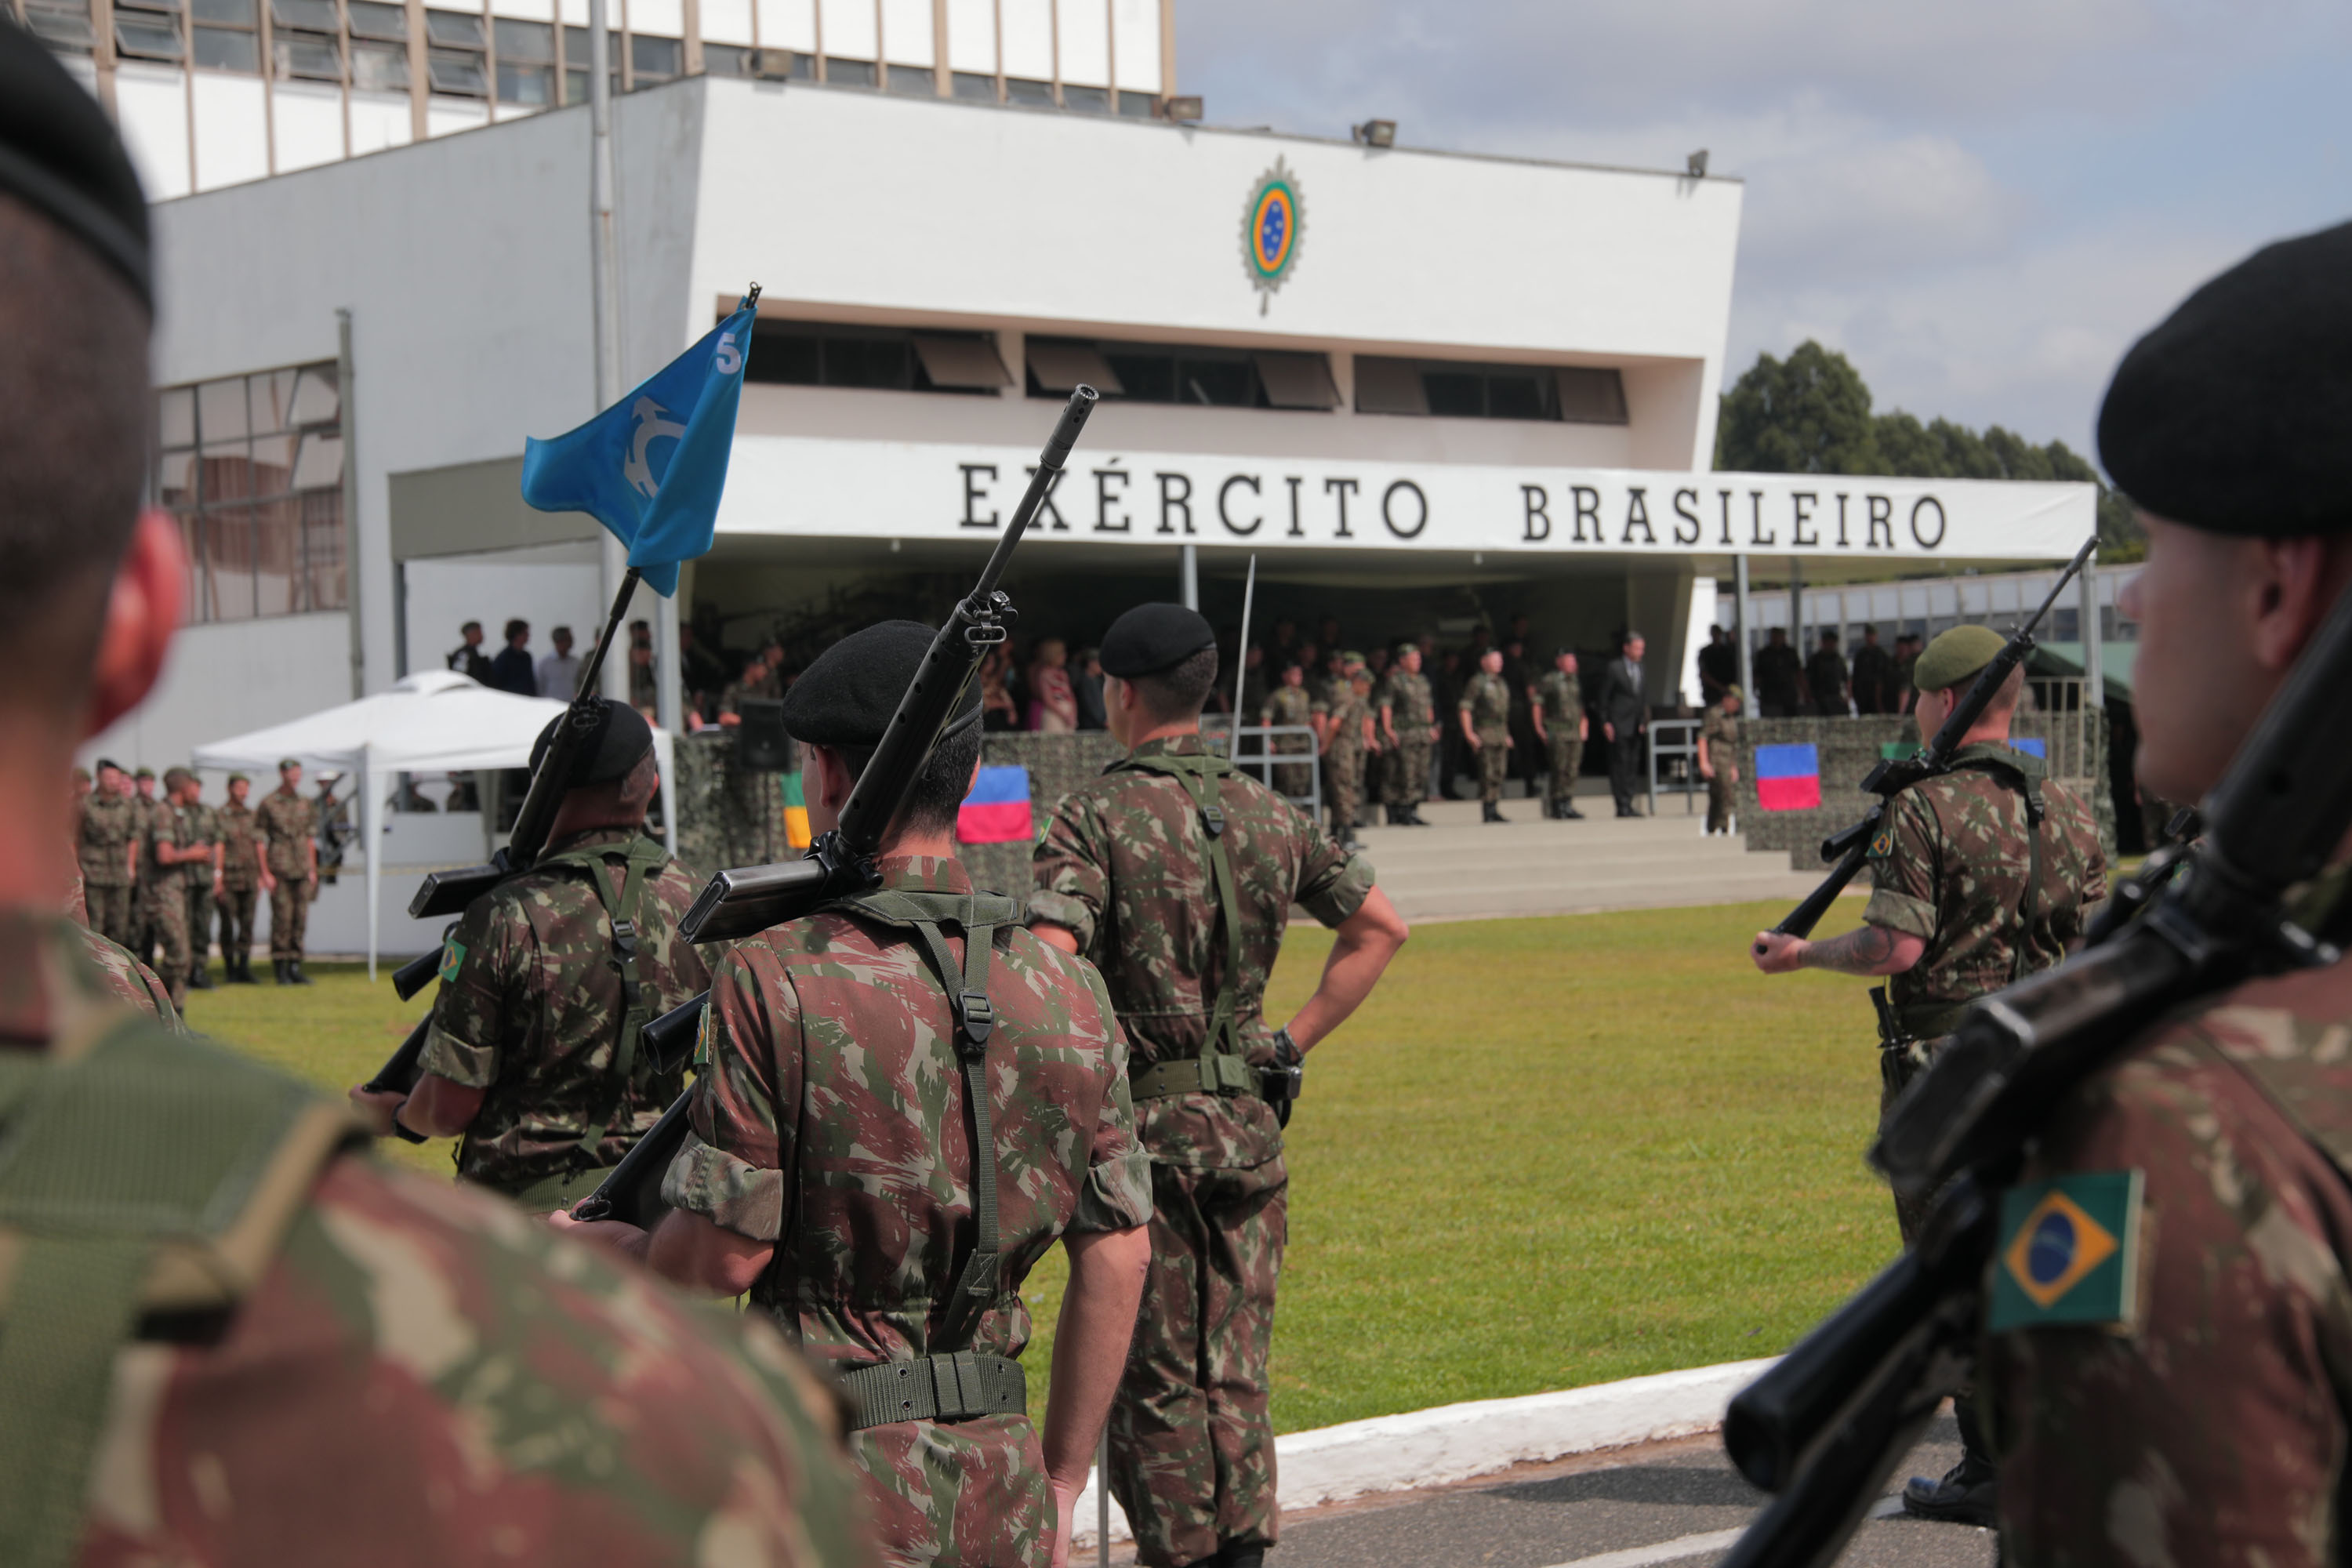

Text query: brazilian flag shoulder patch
(1869, 825), (1896, 858)
(693, 1000), (714, 1069)
(438, 935), (467, 985)
(1988, 1170), (2144, 1332)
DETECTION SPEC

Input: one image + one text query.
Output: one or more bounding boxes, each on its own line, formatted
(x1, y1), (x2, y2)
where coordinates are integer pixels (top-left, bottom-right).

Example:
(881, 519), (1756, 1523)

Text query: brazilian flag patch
(1988, 1170), (2143, 1332)
(693, 1001), (713, 1069)
(1869, 825), (1896, 858)
(438, 935), (467, 985)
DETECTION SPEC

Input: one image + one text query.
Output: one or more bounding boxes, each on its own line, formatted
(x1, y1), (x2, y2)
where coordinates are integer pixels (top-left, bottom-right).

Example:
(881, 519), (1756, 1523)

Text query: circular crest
(1240, 157), (1305, 311)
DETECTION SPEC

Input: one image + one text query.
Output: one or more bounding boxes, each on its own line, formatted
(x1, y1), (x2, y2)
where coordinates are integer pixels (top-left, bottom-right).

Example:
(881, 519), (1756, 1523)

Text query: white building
(80, 46), (2093, 773)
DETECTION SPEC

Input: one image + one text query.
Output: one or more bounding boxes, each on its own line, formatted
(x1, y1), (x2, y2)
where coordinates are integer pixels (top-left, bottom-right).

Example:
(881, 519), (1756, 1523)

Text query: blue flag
(519, 305), (753, 597)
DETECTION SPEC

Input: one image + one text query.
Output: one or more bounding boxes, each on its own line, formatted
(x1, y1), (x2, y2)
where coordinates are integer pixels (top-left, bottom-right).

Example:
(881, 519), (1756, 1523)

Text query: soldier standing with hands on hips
(1030, 603), (1409, 1568)
(348, 699), (710, 1215)
(1532, 648), (1588, 820)
(256, 756), (318, 983)
(1749, 620), (2107, 1525)
(1459, 646), (1515, 823)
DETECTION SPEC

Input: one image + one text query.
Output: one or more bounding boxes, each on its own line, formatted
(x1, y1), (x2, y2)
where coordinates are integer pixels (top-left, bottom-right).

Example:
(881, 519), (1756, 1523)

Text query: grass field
(184, 898), (1894, 1435)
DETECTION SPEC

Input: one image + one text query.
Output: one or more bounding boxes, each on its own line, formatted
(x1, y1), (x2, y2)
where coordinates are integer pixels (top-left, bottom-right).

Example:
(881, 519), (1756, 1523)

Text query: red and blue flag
(956, 765), (1033, 844)
(1754, 743), (1821, 811)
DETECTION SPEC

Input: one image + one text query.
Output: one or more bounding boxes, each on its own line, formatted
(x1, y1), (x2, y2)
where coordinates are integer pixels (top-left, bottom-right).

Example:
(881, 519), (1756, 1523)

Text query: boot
(1560, 802), (1586, 820)
(289, 960), (314, 986)
(1903, 1397), (1998, 1526)
(233, 955), (258, 983)
(189, 963), (214, 990)
(273, 959), (290, 985)
(1406, 807), (1431, 826)
(1219, 1548), (1266, 1568)
(1482, 802), (1505, 824)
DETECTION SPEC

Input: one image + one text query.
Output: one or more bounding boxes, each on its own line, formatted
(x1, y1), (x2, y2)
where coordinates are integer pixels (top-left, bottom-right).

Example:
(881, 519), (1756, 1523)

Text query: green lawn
(185, 898), (1894, 1435)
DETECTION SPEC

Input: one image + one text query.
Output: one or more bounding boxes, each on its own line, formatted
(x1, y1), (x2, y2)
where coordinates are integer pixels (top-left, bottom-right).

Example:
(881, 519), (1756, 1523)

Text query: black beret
(782, 620), (981, 749)
(1100, 603), (1216, 678)
(2099, 220), (2352, 537)
(529, 698), (654, 786)
(0, 23), (151, 307)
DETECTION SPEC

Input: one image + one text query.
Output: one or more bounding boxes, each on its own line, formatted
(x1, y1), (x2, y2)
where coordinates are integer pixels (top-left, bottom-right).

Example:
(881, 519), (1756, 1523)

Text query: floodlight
(1686, 149), (1709, 178)
(1353, 118), (1397, 148)
(1164, 95), (1203, 123)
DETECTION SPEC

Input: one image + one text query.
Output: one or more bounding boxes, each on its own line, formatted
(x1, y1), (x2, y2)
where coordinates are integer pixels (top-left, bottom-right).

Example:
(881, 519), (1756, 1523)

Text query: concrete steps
(1343, 795), (1838, 923)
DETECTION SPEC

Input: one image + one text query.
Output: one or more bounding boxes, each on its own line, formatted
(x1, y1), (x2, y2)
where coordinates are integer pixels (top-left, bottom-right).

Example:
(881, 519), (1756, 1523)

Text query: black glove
(1259, 1027), (1305, 1128)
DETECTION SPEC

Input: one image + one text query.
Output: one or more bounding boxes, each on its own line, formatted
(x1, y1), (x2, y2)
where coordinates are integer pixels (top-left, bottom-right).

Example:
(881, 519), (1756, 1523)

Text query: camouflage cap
(1912, 625), (2008, 693)
(1722, 684), (1745, 702)
(278, 757), (301, 771)
(162, 766), (193, 788)
(1341, 650), (1366, 670)
(227, 771), (249, 785)
(133, 766), (154, 779)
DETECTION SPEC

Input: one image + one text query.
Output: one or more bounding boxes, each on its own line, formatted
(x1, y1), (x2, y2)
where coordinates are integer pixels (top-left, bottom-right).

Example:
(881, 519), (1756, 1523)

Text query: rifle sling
(535, 836), (670, 1160)
(1111, 752), (1256, 1099)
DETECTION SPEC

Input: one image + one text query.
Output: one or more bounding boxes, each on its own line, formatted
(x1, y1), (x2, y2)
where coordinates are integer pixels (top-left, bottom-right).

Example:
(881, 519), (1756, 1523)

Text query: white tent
(191, 670), (677, 978)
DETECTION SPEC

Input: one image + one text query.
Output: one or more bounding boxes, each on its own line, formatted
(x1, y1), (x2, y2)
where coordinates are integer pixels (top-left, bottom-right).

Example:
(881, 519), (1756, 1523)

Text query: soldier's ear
(85, 509), (185, 740)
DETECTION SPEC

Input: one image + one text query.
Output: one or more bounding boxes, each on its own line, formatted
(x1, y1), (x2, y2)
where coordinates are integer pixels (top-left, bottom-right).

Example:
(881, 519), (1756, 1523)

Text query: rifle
(1719, 576), (2352, 1568)
(358, 562), (648, 1138)
(1765, 536), (2098, 942)
(568, 385), (1102, 1228)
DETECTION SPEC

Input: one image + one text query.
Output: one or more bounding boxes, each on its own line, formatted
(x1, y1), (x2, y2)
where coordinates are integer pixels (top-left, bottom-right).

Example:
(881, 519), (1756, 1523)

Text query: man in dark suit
(1597, 629), (1650, 818)
(488, 618), (538, 698)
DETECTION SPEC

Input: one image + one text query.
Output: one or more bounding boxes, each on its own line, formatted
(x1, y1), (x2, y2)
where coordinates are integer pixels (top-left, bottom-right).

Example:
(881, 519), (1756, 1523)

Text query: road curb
(1072, 1356), (1779, 1547)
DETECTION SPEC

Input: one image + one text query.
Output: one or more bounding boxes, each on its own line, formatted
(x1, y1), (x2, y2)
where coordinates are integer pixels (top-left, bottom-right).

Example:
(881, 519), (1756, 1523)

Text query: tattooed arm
(1750, 922), (1925, 976)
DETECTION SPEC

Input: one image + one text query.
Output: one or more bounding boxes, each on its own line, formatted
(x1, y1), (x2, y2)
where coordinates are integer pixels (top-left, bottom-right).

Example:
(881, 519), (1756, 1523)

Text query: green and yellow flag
(1987, 1170), (2143, 1332)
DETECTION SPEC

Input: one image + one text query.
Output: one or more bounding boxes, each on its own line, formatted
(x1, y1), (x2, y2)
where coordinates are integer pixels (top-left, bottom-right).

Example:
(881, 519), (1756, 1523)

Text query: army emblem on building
(1240, 158), (1304, 312)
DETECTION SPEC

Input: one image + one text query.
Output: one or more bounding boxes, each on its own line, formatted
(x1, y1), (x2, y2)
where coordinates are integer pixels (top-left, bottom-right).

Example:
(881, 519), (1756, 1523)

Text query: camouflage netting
(1737, 711), (2117, 871)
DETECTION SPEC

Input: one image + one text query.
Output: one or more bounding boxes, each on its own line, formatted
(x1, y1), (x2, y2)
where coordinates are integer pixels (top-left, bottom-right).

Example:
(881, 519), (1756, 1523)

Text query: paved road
(1268, 1417), (1995, 1568)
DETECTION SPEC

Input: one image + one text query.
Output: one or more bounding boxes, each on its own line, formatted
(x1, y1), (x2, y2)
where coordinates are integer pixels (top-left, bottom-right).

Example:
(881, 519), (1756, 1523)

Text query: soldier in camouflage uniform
(128, 764), (162, 962)
(1031, 604), (1409, 1568)
(179, 770), (220, 988)
(1751, 622), (2107, 1526)
(1697, 685), (1744, 835)
(0, 57), (873, 1563)
(135, 766), (204, 1007)
(347, 700), (711, 1214)
(1457, 647), (1515, 822)
(575, 622), (1153, 1568)
(1377, 643), (1436, 826)
(1261, 662), (1315, 804)
(1531, 648), (1588, 820)
(255, 756), (318, 983)
(67, 869), (183, 1029)
(76, 757), (137, 948)
(214, 770), (262, 982)
(1974, 218), (2352, 1568)
(1321, 659), (1374, 850)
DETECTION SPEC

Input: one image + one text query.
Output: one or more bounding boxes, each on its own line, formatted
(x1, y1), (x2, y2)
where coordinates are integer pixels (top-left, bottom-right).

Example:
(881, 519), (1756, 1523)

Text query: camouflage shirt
(180, 800), (220, 890)
(1535, 670), (1583, 726)
(1325, 687), (1370, 760)
(1263, 684), (1312, 733)
(76, 792), (135, 889)
(253, 786), (315, 879)
(1699, 708), (1741, 774)
(1861, 744), (2107, 1018)
(419, 827), (711, 1194)
(1378, 669), (1434, 729)
(138, 798), (195, 891)
(216, 800), (261, 888)
(1459, 670), (1512, 735)
(1029, 734), (1375, 1170)
(64, 875), (181, 1029)
(0, 907), (869, 1568)
(662, 854), (1151, 1568)
(1984, 947), (2352, 1568)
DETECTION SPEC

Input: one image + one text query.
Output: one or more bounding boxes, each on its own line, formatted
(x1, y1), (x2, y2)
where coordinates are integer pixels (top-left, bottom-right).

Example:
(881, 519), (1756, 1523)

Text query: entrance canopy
(192, 670), (676, 977)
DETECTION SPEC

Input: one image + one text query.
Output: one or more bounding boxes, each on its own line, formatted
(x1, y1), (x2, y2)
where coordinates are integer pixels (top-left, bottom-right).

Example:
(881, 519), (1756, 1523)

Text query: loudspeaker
(737, 699), (793, 772)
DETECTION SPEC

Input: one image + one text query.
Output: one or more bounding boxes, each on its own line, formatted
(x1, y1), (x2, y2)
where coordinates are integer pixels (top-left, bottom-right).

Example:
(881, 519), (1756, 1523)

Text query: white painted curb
(1070, 1357), (1779, 1548)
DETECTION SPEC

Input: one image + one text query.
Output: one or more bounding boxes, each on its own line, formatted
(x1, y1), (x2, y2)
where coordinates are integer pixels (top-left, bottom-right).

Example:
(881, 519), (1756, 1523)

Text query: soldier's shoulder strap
(1106, 752), (1251, 1091)
(0, 1015), (358, 1568)
(535, 835), (677, 1159)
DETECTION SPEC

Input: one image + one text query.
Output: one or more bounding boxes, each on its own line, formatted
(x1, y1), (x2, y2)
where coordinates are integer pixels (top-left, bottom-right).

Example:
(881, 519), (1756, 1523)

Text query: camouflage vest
(0, 1017), (357, 1568)
(528, 835), (673, 1169)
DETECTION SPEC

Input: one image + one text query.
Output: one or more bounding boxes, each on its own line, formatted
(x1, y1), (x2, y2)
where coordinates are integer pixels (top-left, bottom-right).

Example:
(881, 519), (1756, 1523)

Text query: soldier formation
(15, 24), (2352, 1568)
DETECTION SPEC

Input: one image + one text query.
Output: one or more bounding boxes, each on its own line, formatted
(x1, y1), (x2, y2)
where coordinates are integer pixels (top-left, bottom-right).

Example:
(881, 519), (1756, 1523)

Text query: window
(424, 8), (485, 94)
(705, 43), (803, 78)
(268, 0), (344, 80)
(1062, 84), (1109, 114)
(112, 0), (184, 60)
(191, 0), (259, 71)
(1353, 358), (1629, 424)
(1116, 89), (1155, 118)
(158, 361), (348, 624)
(883, 61), (934, 95)
(630, 32), (681, 83)
(346, 0), (404, 39)
(823, 55), (873, 85)
(951, 70), (996, 100)
(1004, 75), (1051, 106)
(742, 320), (1009, 396)
(1025, 337), (1341, 411)
(563, 26), (619, 102)
(23, 0), (97, 53)
(495, 16), (554, 102)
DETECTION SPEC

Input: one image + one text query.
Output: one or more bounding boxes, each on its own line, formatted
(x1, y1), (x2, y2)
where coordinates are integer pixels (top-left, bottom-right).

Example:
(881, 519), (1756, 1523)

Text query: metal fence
(1646, 718), (1704, 815)
(1200, 719), (1323, 817)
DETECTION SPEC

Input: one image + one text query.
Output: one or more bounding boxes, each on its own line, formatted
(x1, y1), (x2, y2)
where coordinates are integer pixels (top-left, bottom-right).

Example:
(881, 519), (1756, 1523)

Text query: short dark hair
(1126, 646), (1219, 723)
(0, 194), (150, 687)
(829, 723), (985, 838)
(461, 619), (481, 633)
(505, 618), (529, 641)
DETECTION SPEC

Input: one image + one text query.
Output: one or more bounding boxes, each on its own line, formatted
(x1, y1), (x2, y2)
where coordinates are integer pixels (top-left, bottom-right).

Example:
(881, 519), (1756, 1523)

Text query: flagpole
(588, 0), (633, 705)
(1231, 553), (1257, 738)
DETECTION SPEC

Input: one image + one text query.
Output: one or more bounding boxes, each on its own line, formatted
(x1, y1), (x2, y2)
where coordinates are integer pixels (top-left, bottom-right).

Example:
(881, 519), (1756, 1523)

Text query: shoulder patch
(1988, 1170), (2143, 1332)
(438, 935), (467, 985)
(1868, 825), (1896, 858)
(692, 1000), (713, 1069)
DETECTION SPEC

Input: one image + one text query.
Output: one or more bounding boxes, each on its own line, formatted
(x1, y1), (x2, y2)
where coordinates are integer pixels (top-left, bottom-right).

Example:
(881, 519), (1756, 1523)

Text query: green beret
(1912, 626), (2008, 693)
(529, 698), (654, 786)
(278, 757), (300, 771)
(782, 621), (981, 749)
(1100, 604), (1216, 679)
(132, 766), (154, 779)
(2100, 220), (2352, 537)
(1722, 684), (1744, 702)
(227, 772), (249, 785)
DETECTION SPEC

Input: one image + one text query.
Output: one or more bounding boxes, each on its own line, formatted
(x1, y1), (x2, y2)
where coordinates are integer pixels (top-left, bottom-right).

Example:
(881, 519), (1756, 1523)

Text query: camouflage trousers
(184, 881), (214, 972)
(852, 1413), (1051, 1568)
(1272, 742), (1313, 805)
(218, 884), (257, 966)
(1109, 1155), (1288, 1568)
(1707, 771), (1739, 834)
(269, 877), (311, 960)
(1474, 732), (1509, 804)
(1323, 753), (1364, 838)
(1877, 1032), (1956, 1244)
(1545, 734), (1582, 809)
(140, 882), (190, 997)
(1385, 740), (1431, 807)
(84, 881), (134, 949)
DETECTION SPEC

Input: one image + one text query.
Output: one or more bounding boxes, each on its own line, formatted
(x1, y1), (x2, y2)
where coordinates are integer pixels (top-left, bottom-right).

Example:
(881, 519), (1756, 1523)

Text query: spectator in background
(1697, 625), (1737, 706)
(1234, 643), (1266, 731)
(1850, 624), (1896, 714)
(681, 620), (728, 714)
(1893, 633), (1922, 714)
(1073, 646), (1108, 731)
(488, 619), (536, 697)
(978, 645), (1020, 731)
(1807, 630), (1851, 717)
(1754, 627), (1804, 718)
(628, 637), (658, 717)
(1026, 637), (1079, 733)
(447, 619), (492, 684)
(446, 771), (481, 812)
(535, 625), (581, 699)
(390, 774), (438, 812)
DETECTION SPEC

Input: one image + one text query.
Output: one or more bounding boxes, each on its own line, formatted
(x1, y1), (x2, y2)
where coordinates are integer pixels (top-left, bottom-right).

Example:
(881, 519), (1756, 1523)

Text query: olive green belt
(837, 1352), (1026, 1430)
(499, 1163), (619, 1217)
(1879, 1000), (1974, 1047)
(1131, 1053), (1259, 1099)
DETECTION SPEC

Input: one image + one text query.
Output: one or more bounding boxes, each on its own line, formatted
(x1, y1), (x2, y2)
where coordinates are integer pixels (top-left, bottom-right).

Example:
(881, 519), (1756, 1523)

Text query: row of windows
(157, 362), (350, 623)
(740, 320), (1630, 424)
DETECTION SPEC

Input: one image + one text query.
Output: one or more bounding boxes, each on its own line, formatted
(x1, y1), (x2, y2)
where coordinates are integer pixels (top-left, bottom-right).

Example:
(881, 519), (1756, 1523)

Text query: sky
(1175, 0), (2352, 467)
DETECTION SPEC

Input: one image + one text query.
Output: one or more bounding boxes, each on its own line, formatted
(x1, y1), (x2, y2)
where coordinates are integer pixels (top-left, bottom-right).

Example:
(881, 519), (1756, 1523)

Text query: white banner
(717, 437), (2094, 563)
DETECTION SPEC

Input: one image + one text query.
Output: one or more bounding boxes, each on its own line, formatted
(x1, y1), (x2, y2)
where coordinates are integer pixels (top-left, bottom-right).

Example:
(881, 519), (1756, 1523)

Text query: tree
(1717, 340), (2145, 561)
